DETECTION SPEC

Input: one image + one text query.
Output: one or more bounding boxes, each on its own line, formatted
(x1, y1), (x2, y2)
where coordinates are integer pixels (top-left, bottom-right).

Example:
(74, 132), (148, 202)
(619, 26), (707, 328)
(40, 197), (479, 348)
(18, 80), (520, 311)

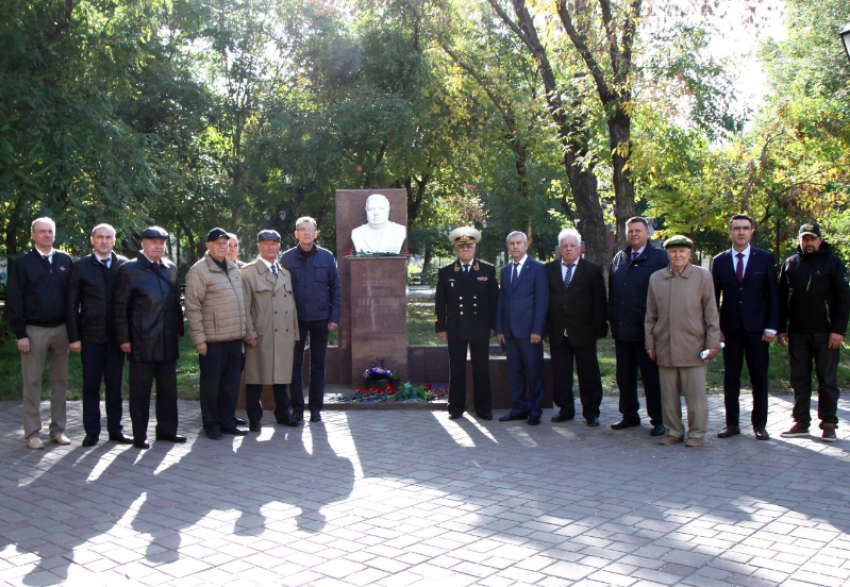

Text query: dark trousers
(128, 360), (178, 441)
(81, 341), (126, 437)
(291, 319), (330, 416)
(615, 339), (663, 425)
(789, 332), (840, 427)
(245, 384), (292, 425)
(447, 338), (492, 416)
(198, 339), (243, 434)
(504, 335), (545, 418)
(723, 330), (770, 428)
(551, 336), (603, 420)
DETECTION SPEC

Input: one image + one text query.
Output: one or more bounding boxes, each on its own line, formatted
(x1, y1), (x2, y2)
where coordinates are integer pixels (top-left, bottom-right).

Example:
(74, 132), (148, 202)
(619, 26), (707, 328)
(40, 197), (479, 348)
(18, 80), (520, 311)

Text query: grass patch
(1, 306), (848, 401)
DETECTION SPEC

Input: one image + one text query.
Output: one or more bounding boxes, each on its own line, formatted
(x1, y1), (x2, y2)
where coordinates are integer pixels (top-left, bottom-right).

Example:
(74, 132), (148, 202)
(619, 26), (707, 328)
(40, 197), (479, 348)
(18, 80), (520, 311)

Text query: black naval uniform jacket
(434, 259), (499, 340)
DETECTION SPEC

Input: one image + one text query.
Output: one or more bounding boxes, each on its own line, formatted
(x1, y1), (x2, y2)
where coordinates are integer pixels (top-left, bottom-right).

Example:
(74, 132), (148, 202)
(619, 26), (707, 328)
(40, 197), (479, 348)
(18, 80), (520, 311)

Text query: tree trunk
(609, 111), (635, 252)
(175, 212), (197, 264)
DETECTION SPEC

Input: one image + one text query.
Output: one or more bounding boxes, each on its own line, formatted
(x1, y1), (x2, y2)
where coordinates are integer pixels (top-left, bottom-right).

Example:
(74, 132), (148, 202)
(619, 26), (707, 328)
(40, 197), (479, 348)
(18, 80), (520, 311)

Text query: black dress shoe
(109, 433), (134, 444)
(448, 413), (463, 420)
(478, 413), (493, 421)
(207, 430), (223, 440)
(291, 412), (304, 422)
(249, 423), (262, 432)
(155, 434), (187, 443)
(234, 416), (247, 425)
(276, 418), (300, 427)
(586, 417), (600, 427)
(499, 413), (528, 422)
(310, 413), (322, 423)
(718, 426), (741, 439)
(527, 416), (541, 426)
(754, 427), (770, 441)
(551, 413), (574, 423)
(82, 434), (99, 447)
(611, 418), (641, 430)
(222, 428), (248, 436)
(650, 424), (667, 437)
(134, 440), (150, 449)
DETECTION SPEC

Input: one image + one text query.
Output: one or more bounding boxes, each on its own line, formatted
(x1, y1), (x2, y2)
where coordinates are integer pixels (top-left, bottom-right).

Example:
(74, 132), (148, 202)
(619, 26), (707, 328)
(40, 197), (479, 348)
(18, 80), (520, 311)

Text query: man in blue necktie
(607, 217), (669, 437)
(545, 229), (608, 426)
(495, 231), (549, 425)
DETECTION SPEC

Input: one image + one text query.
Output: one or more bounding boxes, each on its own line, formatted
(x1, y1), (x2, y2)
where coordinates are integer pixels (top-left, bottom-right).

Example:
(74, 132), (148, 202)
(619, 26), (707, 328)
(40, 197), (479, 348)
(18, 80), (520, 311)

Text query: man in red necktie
(710, 214), (779, 441)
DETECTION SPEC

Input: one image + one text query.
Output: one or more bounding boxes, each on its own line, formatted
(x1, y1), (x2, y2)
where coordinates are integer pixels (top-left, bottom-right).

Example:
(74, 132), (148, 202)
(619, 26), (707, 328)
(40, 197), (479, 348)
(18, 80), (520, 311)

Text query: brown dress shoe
(780, 423), (809, 438)
(685, 437), (703, 448)
(660, 435), (684, 446)
(822, 423), (837, 442)
(717, 426), (740, 438)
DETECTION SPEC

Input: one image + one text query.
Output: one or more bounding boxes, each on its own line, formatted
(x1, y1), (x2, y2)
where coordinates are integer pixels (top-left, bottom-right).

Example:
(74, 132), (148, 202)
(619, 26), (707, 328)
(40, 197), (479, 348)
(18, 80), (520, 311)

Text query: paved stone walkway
(0, 396), (849, 587)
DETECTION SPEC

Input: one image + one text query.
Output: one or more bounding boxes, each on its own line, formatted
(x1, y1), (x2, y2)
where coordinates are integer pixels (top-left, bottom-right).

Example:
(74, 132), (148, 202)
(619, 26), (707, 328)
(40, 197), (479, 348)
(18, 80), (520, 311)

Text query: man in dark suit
(496, 231), (549, 425)
(608, 217), (669, 436)
(114, 227), (187, 449)
(546, 229), (608, 426)
(66, 223), (133, 447)
(711, 214), (779, 441)
(435, 227), (499, 421)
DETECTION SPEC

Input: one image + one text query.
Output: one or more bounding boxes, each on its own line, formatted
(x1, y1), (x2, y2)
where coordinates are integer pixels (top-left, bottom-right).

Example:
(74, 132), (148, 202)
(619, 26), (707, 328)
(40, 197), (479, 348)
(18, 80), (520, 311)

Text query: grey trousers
(20, 325), (69, 439)
(659, 365), (709, 439)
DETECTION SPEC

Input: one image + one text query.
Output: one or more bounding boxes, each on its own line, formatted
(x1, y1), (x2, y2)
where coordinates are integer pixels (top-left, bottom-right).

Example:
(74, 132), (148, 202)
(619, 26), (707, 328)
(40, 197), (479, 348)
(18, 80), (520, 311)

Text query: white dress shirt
(259, 258), (277, 275)
(731, 245), (751, 276)
(511, 254), (529, 282)
(559, 260), (578, 337)
(95, 253), (111, 269)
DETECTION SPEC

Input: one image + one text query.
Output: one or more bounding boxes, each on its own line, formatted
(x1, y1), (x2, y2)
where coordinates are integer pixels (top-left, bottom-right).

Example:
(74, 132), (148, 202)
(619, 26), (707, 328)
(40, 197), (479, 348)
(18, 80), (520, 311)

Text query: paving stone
(0, 397), (848, 586)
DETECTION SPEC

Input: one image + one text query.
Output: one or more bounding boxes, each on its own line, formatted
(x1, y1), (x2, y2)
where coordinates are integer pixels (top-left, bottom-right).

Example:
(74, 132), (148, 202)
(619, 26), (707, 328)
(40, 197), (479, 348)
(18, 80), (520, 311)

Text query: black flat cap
(141, 226), (168, 239)
(207, 227), (229, 242)
(257, 229), (281, 243)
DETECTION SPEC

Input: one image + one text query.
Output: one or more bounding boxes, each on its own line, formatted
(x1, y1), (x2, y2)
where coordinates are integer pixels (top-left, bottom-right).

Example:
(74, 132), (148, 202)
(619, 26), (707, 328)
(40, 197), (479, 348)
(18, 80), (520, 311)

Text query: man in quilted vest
(184, 227), (249, 439)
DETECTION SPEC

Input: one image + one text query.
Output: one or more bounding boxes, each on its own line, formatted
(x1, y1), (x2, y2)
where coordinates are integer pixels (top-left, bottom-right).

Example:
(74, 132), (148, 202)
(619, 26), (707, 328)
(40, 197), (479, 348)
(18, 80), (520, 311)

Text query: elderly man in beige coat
(242, 230), (300, 430)
(645, 235), (721, 447)
(185, 227), (248, 439)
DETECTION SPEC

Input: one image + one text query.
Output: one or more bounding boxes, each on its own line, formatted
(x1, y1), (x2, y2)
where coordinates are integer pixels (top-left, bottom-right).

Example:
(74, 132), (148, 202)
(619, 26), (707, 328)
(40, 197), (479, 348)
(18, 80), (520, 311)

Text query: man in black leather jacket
(66, 224), (133, 447)
(114, 227), (186, 449)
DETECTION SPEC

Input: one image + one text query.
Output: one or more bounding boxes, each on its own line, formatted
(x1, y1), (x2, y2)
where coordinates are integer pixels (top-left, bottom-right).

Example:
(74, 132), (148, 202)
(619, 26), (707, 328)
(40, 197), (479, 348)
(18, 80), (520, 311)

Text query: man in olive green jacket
(184, 228), (248, 439)
(645, 235), (721, 448)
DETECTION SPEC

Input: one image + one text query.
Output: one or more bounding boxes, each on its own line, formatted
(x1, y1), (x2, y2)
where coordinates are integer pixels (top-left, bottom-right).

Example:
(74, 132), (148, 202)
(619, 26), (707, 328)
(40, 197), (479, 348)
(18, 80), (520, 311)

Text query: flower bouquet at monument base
(363, 357), (397, 390)
(329, 358), (448, 403)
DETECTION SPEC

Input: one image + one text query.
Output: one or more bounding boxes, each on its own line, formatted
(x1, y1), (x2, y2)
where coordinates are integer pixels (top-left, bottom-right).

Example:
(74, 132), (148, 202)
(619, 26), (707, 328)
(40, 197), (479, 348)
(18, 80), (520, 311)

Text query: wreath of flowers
(329, 357), (448, 403)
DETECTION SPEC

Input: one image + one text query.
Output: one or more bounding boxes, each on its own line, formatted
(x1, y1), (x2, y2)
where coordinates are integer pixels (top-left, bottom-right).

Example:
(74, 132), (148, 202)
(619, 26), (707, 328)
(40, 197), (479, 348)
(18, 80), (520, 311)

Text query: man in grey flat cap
(435, 227), (498, 420)
(114, 226), (186, 449)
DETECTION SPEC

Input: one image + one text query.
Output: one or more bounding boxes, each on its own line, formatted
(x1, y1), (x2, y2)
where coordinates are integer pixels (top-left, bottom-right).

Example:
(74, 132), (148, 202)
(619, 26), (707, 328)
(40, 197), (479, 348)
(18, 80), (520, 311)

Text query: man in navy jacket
(8, 217), (73, 449)
(711, 214), (779, 441)
(280, 216), (342, 423)
(495, 231), (549, 425)
(608, 217), (669, 437)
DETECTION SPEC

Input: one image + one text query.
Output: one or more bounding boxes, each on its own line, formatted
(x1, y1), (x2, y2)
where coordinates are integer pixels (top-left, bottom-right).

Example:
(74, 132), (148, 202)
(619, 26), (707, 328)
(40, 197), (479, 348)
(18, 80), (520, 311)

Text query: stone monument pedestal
(349, 256), (408, 387)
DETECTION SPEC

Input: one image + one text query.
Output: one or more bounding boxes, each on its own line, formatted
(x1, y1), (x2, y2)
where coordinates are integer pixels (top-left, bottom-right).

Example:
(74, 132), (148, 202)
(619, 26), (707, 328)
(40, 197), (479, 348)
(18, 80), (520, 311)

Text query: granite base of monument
(348, 256), (408, 387)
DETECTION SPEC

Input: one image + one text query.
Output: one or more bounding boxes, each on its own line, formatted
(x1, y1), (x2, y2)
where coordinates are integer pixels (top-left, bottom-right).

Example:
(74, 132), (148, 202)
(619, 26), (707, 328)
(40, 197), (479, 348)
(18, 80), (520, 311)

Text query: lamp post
(263, 211), (272, 227)
(840, 23), (850, 64)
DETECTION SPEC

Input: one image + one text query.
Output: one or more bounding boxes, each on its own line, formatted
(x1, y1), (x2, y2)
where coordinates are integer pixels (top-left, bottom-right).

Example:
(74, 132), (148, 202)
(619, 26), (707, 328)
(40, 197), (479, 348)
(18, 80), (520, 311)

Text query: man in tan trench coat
(645, 235), (721, 447)
(241, 230), (300, 430)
